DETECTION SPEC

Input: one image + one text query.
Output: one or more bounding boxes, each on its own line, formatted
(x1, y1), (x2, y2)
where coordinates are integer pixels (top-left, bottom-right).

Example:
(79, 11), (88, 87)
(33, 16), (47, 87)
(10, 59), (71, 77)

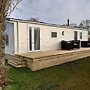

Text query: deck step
(5, 54), (27, 68)
(8, 59), (22, 67)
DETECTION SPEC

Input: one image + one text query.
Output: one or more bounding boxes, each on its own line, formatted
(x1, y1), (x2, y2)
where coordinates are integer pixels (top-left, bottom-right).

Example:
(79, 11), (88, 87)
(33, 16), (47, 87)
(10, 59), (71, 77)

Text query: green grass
(5, 57), (90, 90)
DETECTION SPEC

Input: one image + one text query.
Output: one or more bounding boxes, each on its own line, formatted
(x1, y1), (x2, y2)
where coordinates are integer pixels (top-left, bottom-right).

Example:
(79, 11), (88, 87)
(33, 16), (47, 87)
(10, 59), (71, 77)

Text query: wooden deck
(20, 48), (90, 58)
(5, 48), (90, 71)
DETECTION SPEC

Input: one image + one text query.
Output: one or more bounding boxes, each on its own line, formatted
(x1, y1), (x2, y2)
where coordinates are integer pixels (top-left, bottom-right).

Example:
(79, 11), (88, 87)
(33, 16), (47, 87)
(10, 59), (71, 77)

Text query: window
(80, 32), (82, 39)
(51, 32), (57, 37)
(62, 31), (64, 35)
(6, 34), (9, 45)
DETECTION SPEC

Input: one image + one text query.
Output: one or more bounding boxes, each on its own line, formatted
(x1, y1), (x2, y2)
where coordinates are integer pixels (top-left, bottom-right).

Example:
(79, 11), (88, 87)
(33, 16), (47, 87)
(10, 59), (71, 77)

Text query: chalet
(5, 18), (88, 55)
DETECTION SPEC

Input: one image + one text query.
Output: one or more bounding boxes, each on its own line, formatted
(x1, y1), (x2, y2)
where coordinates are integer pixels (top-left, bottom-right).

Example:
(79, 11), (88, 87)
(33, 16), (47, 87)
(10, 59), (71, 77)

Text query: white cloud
(10, 0), (90, 24)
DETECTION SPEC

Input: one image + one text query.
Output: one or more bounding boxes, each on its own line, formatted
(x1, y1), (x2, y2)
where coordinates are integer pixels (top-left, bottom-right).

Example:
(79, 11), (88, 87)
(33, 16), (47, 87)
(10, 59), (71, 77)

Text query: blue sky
(10, 0), (90, 25)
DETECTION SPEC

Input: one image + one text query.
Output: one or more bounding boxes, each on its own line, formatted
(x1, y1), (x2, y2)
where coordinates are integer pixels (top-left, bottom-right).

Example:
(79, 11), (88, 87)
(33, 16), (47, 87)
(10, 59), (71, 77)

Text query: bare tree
(79, 20), (90, 29)
(0, 0), (22, 89)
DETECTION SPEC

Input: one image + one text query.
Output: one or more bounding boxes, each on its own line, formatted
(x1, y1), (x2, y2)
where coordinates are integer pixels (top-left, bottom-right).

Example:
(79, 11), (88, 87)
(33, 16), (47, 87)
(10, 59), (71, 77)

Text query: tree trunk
(0, 1), (8, 89)
(0, 0), (22, 89)
(0, 23), (7, 89)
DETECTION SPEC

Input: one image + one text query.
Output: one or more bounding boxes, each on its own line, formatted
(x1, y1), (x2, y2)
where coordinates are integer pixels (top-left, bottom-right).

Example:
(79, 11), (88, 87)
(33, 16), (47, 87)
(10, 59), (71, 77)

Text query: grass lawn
(5, 57), (90, 90)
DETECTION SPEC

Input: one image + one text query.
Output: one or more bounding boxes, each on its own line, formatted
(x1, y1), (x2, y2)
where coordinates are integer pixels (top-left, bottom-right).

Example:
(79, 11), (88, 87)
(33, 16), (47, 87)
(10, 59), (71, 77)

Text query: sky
(10, 0), (90, 25)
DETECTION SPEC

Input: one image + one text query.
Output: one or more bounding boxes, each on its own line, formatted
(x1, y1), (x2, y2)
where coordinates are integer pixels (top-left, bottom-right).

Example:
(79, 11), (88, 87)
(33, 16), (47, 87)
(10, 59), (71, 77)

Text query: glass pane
(29, 27), (32, 50)
(74, 31), (78, 40)
(34, 28), (40, 50)
(51, 32), (57, 37)
(80, 32), (82, 39)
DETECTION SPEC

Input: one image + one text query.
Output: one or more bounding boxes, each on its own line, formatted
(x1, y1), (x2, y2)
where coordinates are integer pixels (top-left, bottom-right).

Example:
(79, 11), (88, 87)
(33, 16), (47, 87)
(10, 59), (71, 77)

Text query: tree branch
(8, 0), (23, 16)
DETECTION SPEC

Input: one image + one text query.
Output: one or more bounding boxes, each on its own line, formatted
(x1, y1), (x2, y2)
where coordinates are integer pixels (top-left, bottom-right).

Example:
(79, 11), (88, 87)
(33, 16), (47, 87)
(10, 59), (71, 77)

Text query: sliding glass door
(28, 27), (40, 51)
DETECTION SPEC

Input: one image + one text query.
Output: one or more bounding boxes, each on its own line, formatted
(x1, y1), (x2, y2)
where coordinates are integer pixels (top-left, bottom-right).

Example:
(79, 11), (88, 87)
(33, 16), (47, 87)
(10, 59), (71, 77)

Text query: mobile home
(5, 18), (88, 55)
